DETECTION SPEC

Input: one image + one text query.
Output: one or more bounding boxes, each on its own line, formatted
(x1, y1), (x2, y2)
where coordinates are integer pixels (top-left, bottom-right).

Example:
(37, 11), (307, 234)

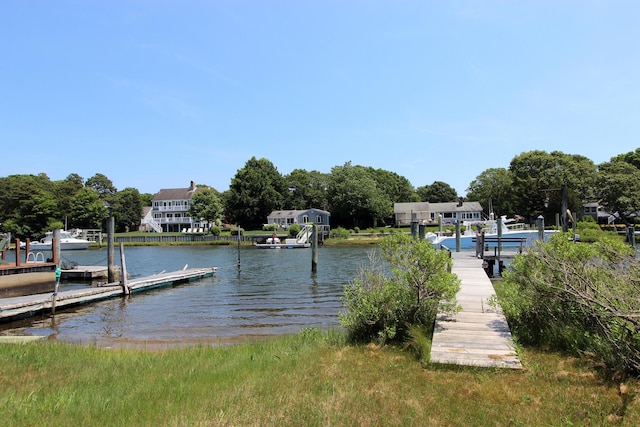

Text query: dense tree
(86, 173), (117, 198)
(327, 162), (392, 228)
(416, 181), (457, 203)
(509, 151), (597, 224)
(54, 174), (85, 228)
(112, 187), (144, 232)
(284, 169), (329, 210)
(366, 167), (419, 204)
(465, 168), (513, 217)
(187, 187), (224, 229)
(610, 147), (640, 170)
(0, 174), (57, 238)
(225, 157), (287, 229)
(68, 187), (109, 229)
(597, 160), (640, 223)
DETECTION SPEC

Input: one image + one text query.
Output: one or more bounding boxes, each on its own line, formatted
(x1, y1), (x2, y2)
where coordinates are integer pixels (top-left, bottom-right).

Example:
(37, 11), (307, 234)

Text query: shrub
(288, 223), (301, 237)
(329, 227), (350, 239)
(339, 233), (459, 345)
(497, 233), (640, 374)
(262, 223), (278, 232)
(209, 226), (221, 236)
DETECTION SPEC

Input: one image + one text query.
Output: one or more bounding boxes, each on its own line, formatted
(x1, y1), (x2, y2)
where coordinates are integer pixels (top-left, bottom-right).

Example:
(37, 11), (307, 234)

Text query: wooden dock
(430, 251), (522, 369)
(0, 267), (216, 322)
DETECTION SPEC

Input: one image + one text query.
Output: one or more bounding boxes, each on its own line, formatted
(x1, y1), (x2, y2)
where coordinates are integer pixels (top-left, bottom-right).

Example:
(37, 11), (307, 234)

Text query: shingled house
(145, 181), (203, 233)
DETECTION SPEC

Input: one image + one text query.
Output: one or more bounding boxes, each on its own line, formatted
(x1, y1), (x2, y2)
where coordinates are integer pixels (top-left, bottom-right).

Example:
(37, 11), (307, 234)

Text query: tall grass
(1, 329), (638, 426)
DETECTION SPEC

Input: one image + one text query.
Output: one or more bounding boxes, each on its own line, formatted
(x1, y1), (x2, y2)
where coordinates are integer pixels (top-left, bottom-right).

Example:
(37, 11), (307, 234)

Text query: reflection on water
(1, 245), (376, 347)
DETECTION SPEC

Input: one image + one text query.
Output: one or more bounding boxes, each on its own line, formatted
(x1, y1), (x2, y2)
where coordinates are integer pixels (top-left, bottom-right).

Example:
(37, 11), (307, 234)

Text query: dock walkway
(0, 268), (216, 322)
(430, 251), (522, 369)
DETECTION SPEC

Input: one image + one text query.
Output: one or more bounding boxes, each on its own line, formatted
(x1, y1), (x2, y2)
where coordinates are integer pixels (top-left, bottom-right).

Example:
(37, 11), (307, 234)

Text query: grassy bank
(1, 330), (638, 426)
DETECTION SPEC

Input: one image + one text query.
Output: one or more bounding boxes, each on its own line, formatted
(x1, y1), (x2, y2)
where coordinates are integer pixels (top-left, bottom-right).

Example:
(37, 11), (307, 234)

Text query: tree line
(1, 148), (639, 239)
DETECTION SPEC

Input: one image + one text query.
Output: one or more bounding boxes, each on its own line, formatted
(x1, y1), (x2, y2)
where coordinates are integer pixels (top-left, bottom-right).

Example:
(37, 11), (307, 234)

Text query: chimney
(190, 180), (196, 191)
(457, 197), (464, 207)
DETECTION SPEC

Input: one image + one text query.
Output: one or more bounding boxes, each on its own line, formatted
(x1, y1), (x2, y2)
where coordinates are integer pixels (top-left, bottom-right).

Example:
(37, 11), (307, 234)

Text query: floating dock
(0, 267), (216, 322)
(430, 251), (522, 369)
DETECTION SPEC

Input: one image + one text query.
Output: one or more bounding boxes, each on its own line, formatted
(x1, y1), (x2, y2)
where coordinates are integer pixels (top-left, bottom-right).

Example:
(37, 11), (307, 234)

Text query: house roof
(394, 201), (483, 213)
(268, 209), (330, 219)
(152, 181), (198, 201)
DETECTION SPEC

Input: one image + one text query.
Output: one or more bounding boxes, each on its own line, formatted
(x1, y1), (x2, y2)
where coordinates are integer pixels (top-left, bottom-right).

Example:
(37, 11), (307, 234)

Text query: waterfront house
(394, 200), (483, 226)
(266, 209), (331, 234)
(145, 181), (203, 233)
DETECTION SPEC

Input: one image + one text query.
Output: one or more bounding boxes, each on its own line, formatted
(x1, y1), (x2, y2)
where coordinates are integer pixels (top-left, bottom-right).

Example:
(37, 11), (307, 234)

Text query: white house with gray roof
(394, 200), (484, 226)
(147, 181), (203, 232)
(266, 209), (331, 233)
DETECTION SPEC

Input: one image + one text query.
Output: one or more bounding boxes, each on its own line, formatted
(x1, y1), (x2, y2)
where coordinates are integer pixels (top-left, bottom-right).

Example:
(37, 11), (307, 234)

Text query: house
(144, 181), (204, 233)
(580, 202), (612, 224)
(266, 209), (331, 234)
(394, 200), (484, 226)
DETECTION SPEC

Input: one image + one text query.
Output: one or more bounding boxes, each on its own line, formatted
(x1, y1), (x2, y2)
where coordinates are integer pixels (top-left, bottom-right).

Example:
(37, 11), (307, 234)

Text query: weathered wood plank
(430, 251), (522, 369)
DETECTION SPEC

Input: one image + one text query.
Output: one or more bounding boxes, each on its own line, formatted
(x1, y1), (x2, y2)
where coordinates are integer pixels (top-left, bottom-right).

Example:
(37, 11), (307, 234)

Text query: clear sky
(2, 1), (639, 196)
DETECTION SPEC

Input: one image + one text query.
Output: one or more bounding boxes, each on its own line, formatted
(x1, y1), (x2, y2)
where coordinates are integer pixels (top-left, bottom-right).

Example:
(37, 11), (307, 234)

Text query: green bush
(329, 227), (350, 239)
(288, 223), (301, 237)
(262, 223), (278, 232)
(340, 233), (459, 345)
(497, 233), (640, 374)
(209, 226), (221, 236)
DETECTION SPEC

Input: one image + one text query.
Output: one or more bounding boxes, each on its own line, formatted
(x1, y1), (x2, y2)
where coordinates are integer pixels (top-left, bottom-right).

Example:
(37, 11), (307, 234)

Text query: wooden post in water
(107, 215), (115, 284)
(311, 224), (318, 273)
(455, 220), (461, 252)
(237, 224), (241, 272)
(51, 229), (61, 315)
(119, 242), (129, 295)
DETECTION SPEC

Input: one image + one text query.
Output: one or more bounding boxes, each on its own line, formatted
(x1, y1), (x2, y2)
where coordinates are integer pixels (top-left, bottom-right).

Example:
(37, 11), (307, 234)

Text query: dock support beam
(107, 214), (115, 284)
(311, 224), (318, 273)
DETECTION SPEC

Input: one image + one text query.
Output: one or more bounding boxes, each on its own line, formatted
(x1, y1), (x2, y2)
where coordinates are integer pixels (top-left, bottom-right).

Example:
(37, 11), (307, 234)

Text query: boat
(426, 216), (557, 250)
(255, 224), (313, 249)
(21, 230), (91, 251)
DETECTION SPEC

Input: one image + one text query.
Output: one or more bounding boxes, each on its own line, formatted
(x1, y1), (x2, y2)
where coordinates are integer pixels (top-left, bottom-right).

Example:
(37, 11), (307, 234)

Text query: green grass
(1, 330), (638, 426)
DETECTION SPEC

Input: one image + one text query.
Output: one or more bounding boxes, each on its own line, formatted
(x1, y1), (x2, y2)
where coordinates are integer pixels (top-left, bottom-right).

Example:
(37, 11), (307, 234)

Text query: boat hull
(431, 230), (556, 250)
(255, 243), (310, 249)
(29, 241), (91, 251)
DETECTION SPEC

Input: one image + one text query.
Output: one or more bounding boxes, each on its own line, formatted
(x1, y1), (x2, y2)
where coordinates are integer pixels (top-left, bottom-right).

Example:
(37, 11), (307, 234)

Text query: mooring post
(455, 220), (461, 252)
(237, 224), (241, 272)
(537, 215), (545, 240)
(312, 224), (318, 273)
(107, 215), (115, 284)
(119, 242), (129, 295)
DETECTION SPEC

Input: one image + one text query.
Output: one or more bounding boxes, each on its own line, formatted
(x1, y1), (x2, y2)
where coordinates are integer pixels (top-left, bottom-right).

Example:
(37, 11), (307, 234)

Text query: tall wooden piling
(311, 224), (318, 273)
(119, 242), (129, 295)
(107, 215), (115, 283)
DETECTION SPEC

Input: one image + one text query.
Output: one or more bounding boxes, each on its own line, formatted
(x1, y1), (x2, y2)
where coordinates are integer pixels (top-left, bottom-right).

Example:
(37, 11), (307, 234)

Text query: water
(1, 245), (376, 348)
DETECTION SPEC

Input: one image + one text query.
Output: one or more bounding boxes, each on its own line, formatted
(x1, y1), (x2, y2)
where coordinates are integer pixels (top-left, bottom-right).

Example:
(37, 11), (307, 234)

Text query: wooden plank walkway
(0, 267), (216, 322)
(430, 252), (522, 369)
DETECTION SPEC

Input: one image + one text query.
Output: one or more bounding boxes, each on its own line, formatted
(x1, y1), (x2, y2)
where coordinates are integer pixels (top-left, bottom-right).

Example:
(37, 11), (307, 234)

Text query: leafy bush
(262, 223), (279, 232)
(288, 223), (301, 237)
(340, 233), (459, 344)
(209, 226), (221, 236)
(497, 233), (640, 374)
(329, 227), (350, 239)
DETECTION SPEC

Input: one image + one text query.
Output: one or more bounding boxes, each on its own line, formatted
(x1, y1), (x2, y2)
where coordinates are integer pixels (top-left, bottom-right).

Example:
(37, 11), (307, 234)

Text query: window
(316, 215), (323, 223)
(302, 215), (309, 223)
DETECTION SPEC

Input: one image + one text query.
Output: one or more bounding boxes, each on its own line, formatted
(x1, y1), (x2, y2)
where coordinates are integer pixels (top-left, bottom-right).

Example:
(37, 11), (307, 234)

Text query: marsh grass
(1, 330), (639, 426)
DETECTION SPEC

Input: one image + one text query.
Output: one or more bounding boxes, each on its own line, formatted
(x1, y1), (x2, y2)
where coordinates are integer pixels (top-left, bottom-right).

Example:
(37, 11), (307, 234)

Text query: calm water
(1, 245), (376, 347)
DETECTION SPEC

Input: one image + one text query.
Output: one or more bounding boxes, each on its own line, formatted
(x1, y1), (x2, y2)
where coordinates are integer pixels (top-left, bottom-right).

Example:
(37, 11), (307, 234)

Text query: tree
(0, 174), (57, 238)
(112, 187), (144, 232)
(416, 181), (457, 203)
(86, 173), (117, 198)
(611, 147), (640, 170)
(327, 162), (392, 228)
(225, 157), (287, 229)
(284, 169), (329, 210)
(69, 187), (109, 229)
(597, 160), (640, 222)
(509, 151), (597, 223)
(187, 187), (223, 229)
(465, 168), (513, 217)
(366, 167), (419, 204)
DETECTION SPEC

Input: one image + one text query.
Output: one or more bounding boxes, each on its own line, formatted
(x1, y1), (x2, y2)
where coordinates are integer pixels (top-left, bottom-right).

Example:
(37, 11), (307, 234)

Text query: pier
(430, 251), (522, 369)
(0, 267), (216, 322)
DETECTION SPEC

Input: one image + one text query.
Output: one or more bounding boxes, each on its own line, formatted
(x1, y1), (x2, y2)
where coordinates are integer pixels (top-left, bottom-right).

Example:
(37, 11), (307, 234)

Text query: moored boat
(21, 230), (91, 251)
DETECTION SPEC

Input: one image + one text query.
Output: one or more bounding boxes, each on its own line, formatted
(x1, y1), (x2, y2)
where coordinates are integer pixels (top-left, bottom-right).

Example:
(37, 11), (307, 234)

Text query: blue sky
(2, 1), (639, 196)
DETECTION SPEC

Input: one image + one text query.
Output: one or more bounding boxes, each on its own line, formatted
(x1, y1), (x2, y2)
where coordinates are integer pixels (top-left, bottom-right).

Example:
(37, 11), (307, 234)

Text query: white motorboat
(21, 230), (91, 251)
(427, 216), (557, 250)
